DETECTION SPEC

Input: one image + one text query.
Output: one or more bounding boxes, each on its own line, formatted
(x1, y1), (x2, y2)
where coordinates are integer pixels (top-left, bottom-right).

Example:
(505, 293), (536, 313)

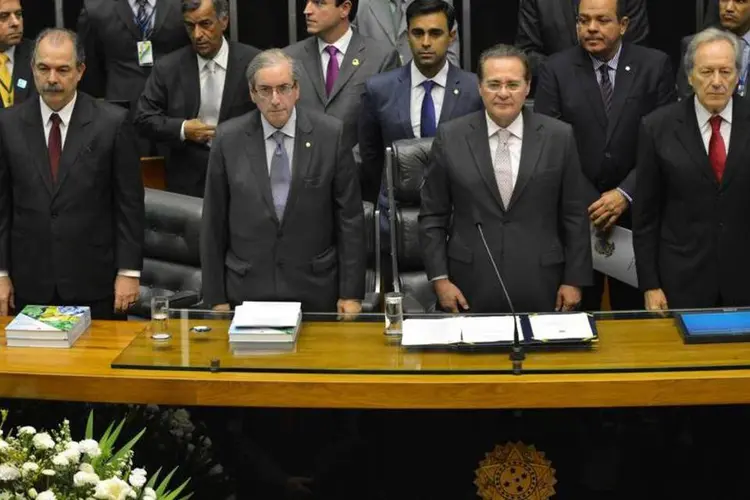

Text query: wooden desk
(2, 317), (750, 409)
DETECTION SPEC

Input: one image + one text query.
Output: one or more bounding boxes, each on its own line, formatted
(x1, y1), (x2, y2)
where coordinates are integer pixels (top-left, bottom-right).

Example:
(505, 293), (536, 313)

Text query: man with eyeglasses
(134, 0), (260, 197)
(534, 0), (675, 311)
(0, 0), (33, 109)
(201, 49), (366, 315)
(419, 44), (591, 313)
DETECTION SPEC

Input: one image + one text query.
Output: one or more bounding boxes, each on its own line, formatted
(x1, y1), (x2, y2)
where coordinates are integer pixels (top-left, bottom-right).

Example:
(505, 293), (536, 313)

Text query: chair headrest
(391, 138), (433, 205)
(144, 188), (203, 266)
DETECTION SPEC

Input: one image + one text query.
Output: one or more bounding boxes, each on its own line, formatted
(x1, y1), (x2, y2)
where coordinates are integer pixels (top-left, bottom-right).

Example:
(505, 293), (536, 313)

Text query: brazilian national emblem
(474, 442), (557, 499)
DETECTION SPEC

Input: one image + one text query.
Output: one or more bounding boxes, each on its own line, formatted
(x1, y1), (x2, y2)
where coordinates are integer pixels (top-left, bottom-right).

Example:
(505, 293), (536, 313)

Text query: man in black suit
(134, 0), (260, 197)
(515, 0), (649, 80)
(419, 44), (591, 313)
(201, 49), (365, 314)
(0, 0), (34, 108)
(535, 0), (675, 311)
(0, 29), (144, 319)
(634, 28), (750, 309)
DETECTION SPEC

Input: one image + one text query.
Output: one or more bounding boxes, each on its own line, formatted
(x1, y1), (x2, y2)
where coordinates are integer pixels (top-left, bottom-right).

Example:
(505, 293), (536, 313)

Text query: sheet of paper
(459, 316), (521, 343)
(233, 301), (301, 327)
(401, 318), (462, 346)
(591, 224), (638, 288)
(529, 313), (595, 341)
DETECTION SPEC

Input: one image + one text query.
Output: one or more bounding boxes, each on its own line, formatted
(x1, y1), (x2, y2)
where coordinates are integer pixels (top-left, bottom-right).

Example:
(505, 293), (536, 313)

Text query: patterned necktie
(599, 64), (613, 116)
(270, 131), (291, 221)
(420, 80), (437, 138)
(708, 115), (726, 182)
(135, 0), (152, 39)
(324, 45), (339, 97)
(493, 129), (513, 209)
(49, 113), (62, 182)
(0, 52), (12, 108)
(199, 60), (220, 127)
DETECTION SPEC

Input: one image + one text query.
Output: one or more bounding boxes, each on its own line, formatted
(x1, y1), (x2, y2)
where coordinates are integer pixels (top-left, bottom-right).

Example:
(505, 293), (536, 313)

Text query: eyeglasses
(483, 81), (525, 93)
(253, 83), (296, 99)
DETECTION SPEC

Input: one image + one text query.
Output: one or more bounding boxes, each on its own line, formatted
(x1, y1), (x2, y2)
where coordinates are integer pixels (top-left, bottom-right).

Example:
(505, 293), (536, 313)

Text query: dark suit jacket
(134, 42), (261, 197)
(201, 108), (366, 312)
(419, 109), (592, 313)
(285, 32), (400, 155)
(0, 93), (145, 303)
(634, 98), (750, 308)
(515, 0), (650, 79)
(535, 44), (676, 211)
(3, 39), (35, 109)
(359, 62), (483, 202)
(77, 0), (190, 103)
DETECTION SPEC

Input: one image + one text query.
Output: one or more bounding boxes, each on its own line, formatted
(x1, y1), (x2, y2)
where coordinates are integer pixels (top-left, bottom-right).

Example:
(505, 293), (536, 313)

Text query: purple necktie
(324, 45), (339, 97)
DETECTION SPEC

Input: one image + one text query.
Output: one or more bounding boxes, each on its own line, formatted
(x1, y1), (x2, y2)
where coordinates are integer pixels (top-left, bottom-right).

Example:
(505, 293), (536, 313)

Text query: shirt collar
(3, 45), (15, 65)
(318, 27), (354, 57)
(486, 110), (524, 141)
(410, 60), (450, 89)
(129, 0), (155, 10)
(197, 37), (229, 71)
(590, 42), (622, 72)
(39, 92), (78, 128)
(261, 107), (297, 141)
(695, 95), (733, 127)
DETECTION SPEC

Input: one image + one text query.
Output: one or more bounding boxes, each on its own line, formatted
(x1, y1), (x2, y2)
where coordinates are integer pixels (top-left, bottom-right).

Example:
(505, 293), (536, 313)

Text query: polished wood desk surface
(2, 316), (750, 409)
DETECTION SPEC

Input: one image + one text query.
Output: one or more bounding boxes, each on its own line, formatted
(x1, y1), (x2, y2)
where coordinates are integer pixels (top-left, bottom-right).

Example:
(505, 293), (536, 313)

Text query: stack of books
(229, 301), (302, 354)
(5, 305), (91, 348)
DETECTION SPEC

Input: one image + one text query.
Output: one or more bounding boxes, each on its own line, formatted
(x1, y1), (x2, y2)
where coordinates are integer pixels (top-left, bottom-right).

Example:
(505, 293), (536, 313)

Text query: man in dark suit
(0, 29), (144, 319)
(515, 0), (649, 80)
(134, 0), (260, 197)
(0, 0), (35, 108)
(634, 28), (750, 310)
(676, 0), (750, 98)
(201, 49), (365, 314)
(285, 0), (400, 157)
(359, 0), (482, 207)
(535, 0), (675, 311)
(419, 44), (591, 313)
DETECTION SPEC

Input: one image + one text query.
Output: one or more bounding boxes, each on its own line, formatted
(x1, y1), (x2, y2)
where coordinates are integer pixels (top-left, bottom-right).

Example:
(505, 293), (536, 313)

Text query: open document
(527, 313), (596, 341)
(591, 225), (638, 287)
(232, 301), (302, 328)
(401, 316), (522, 347)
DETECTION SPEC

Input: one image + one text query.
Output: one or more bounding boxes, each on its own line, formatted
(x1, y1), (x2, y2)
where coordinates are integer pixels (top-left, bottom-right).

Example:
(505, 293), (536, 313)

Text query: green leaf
(108, 427), (145, 467)
(145, 467), (163, 489)
(155, 467), (178, 496)
(85, 411), (94, 440)
(161, 477), (191, 500)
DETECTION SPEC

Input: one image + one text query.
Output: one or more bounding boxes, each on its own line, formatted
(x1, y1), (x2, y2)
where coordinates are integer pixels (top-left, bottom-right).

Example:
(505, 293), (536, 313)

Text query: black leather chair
(386, 138), (437, 313)
(130, 188), (203, 318)
(362, 200), (381, 312)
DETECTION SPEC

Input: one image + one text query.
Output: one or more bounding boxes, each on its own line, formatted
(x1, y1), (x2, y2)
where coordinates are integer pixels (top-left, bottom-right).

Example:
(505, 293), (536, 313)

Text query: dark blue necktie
(420, 80), (437, 138)
(135, 0), (152, 39)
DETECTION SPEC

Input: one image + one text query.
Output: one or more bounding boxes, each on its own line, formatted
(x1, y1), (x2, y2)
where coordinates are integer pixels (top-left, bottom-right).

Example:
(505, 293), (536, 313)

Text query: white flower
(127, 492), (137, 499)
(65, 441), (80, 452)
(21, 463), (39, 475)
(60, 447), (80, 464)
(0, 493), (11, 500)
(0, 440), (8, 452)
(52, 454), (69, 467)
(94, 477), (133, 500)
(79, 463), (95, 474)
(73, 471), (100, 487)
(36, 491), (56, 500)
(127, 473), (146, 488)
(80, 439), (101, 458)
(27, 488), (37, 499)
(130, 468), (146, 477)
(41, 469), (55, 476)
(32, 433), (55, 450)
(0, 464), (20, 481)
(142, 487), (156, 500)
(18, 426), (36, 436)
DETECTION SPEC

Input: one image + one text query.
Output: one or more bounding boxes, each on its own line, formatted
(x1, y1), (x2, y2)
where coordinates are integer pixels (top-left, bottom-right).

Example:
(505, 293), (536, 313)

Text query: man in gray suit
(285, 0), (400, 156)
(201, 49), (366, 314)
(353, 0), (460, 67)
(419, 44), (592, 313)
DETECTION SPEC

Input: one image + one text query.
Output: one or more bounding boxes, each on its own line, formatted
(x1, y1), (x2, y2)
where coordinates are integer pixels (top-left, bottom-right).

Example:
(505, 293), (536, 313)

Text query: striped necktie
(135, 0), (152, 39)
(0, 52), (13, 107)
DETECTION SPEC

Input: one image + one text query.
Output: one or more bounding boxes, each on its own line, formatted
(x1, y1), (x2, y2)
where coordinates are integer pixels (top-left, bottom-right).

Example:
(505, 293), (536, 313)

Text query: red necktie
(708, 115), (726, 182)
(48, 113), (62, 182)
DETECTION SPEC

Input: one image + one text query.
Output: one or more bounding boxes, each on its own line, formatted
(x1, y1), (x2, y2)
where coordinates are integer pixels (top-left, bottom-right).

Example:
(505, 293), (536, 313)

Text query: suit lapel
(151, 0), (171, 37)
(466, 114), (504, 209)
(606, 45), (636, 143)
(574, 48), (607, 129)
(439, 64), (462, 123)
(396, 65), (414, 138)
(183, 50), (201, 118)
(675, 98), (717, 187)
(302, 37), (327, 106)
(327, 33), (365, 105)
(722, 98), (750, 188)
(219, 42), (244, 121)
(116, 0), (141, 40)
(54, 95), (94, 197)
(11, 41), (32, 105)
(20, 99), (54, 195)
(510, 109), (544, 208)
(564, 0), (579, 45)
(281, 110), (314, 226)
(244, 112), (277, 221)
(367, 0), (396, 43)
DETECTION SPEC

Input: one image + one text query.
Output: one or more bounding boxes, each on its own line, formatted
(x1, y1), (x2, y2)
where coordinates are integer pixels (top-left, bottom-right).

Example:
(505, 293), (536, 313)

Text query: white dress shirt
(486, 111), (524, 189)
(261, 107), (297, 174)
(410, 60), (448, 137)
(180, 37), (229, 140)
(695, 96), (732, 155)
(128, 0), (155, 33)
(591, 42), (622, 89)
(318, 27), (354, 83)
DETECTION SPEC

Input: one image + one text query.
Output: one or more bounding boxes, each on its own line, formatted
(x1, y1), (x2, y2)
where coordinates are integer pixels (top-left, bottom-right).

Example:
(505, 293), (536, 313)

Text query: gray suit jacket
(353, 0), (461, 67)
(285, 32), (400, 155)
(419, 109), (592, 313)
(200, 108), (366, 312)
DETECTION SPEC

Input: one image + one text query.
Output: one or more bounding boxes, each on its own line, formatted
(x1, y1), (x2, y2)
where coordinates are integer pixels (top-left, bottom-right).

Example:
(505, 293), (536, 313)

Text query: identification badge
(137, 40), (154, 67)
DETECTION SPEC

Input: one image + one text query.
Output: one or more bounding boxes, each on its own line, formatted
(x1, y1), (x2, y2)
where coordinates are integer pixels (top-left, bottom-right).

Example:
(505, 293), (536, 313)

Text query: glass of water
(384, 292), (404, 336)
(150, 296), (170, 337)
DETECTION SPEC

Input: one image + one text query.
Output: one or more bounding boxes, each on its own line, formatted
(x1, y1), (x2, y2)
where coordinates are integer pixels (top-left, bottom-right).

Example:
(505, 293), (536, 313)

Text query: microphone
(471, 205), (525, 374)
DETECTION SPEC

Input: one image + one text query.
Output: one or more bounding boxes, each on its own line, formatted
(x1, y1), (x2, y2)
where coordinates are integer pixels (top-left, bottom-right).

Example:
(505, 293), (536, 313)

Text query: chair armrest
(402, 294), (427, 314)
(361, 292), (380, 313)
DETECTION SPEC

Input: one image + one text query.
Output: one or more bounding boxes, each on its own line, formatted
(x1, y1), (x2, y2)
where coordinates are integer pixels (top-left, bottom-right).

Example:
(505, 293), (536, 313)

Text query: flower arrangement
(0, 409), (191, 500)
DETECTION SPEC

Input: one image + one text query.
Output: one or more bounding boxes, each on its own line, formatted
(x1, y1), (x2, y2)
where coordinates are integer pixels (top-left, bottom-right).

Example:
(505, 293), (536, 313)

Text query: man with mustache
(634, 28), (750, 309)
(0, 28), (145, 319)
(534, 0), (675, 311)
(0, 0), (34, 108)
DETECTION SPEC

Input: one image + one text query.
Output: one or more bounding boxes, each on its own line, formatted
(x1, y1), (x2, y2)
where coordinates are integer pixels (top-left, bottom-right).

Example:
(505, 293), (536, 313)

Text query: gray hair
(684, 27), (742, 76)
(245, 49), (300, 88)
(181, 0), (229, 17)
(32, 28), (85, 67)
(477, 44), (531, 82)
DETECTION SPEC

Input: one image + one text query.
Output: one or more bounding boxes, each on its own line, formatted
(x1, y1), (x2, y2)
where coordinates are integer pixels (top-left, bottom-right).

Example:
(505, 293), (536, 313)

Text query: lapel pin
(17, 79), (26, 89)
(625, 66), (631, 71)
(453, 88), (460, 95)
(352, 58), (360, 66)
(305, 142), (311, 148)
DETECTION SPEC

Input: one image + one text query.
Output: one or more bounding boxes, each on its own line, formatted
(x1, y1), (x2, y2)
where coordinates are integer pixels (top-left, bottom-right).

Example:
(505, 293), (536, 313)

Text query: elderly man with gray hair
(201, 48), (366, 314)
(634, 27), (750, 310)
